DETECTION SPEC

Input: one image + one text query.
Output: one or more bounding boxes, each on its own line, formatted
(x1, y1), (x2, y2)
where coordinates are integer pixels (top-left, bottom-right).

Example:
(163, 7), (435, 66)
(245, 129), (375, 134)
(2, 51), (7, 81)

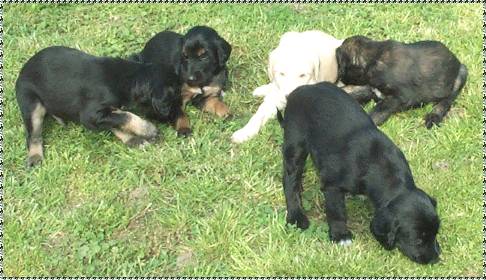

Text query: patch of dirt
(176, 248), (196, 270)
(432, 160), (450, 171)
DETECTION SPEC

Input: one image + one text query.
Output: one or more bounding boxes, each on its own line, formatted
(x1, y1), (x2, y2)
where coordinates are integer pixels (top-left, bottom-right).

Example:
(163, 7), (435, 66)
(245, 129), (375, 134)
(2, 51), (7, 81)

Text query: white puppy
(231, 31), (343, 143)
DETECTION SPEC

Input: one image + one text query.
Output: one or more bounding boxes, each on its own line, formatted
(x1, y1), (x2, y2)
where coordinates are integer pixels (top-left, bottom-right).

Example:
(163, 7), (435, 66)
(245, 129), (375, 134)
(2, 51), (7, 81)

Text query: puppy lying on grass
(130, 26), (232, 136)
(231, 31), (346, 144)
(279, 82), (441, 264)
(16, 46), (183, 167)
(336, 35), (468, 128)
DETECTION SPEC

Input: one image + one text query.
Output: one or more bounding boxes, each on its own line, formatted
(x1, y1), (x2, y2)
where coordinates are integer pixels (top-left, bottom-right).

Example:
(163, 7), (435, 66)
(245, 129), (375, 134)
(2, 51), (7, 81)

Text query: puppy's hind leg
(18, 95), (47, 167)
(424, 64), (468, 129)
(282, 140), (309, 230)
(81, 108), (159, 147)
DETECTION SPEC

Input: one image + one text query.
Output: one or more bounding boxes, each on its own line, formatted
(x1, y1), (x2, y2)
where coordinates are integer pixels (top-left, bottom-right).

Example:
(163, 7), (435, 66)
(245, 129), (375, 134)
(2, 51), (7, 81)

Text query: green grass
(3, 3), (483, 277)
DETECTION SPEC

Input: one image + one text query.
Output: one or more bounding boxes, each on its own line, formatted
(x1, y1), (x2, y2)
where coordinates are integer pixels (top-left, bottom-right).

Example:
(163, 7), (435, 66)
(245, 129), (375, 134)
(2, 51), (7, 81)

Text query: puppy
(16, 46), (183, 167)
(231, 31), (345, 144)
(279, 82), (441, 264)
(336, 35), (468, 128)
(132, 26), (232, 136)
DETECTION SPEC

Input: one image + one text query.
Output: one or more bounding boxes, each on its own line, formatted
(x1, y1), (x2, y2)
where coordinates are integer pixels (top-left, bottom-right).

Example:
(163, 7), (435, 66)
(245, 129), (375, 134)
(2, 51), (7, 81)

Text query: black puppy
(131, 26), (232, 135)
(16, 46), (183, 167)
(336, 35), (467, 128)
(279, 82), (440, 264)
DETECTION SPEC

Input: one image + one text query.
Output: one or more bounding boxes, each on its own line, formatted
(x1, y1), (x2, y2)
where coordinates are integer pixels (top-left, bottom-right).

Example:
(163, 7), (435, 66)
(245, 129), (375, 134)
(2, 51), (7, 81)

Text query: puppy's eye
(279, 72), (285, 77)
(299, 74), (307, 78)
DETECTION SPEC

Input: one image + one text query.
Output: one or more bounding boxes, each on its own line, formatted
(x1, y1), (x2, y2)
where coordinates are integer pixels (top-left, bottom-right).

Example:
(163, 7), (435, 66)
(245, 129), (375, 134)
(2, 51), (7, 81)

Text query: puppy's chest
(181, 82), (223, 104)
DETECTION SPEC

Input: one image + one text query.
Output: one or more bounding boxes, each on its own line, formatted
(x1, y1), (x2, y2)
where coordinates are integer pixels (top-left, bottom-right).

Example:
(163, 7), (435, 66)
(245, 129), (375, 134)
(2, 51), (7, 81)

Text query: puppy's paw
(252, 85), (269, 97)
(424, 113), (442, 129)
(126, 136), (150, 148)
(26, 154), (43, 168)
(286, 211), (310, 230)
(329, 230), (353, 245)
(231, 129), (255, 144)
(177, 128), (192, 138)
(142, 122), (159, 139)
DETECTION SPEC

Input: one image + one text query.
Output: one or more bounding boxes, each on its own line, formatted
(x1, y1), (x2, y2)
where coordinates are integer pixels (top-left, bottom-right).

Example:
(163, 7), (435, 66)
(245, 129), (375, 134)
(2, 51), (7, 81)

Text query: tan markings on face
(174, 112), (191, 132)
(196, 48), (207, 57)
(202, 96), (230, 118)
(113, 110), (158, 138)
(111, 128), (135, 144)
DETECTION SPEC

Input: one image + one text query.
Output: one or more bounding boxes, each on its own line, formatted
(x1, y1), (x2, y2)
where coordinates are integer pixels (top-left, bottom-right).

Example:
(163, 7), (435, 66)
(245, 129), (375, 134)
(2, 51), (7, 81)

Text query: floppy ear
(151, 86), (175, 120)
(267, 49), (277, 82)
(215, 36), (232, 67)
(335, 47), (346, 80)
(370, 207), (399, 250)
(312, 54), (321, 83)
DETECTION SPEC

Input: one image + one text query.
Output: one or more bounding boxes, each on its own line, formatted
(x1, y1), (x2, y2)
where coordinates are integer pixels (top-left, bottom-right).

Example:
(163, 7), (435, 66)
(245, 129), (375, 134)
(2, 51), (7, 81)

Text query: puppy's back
(284, 82), (375, 140)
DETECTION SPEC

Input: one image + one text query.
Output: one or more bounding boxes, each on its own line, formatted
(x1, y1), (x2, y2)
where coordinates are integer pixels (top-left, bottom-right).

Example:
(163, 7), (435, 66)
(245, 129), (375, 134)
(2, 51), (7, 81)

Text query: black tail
(126, 52), (143, 62)
(277, 108), (284, 128)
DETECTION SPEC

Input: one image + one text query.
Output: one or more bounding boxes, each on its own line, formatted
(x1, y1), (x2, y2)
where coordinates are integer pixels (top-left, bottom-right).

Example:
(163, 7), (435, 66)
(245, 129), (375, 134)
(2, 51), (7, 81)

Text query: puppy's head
(370, 189), (440, 264)
(181, 26), (231, 87)
(268, 47), (320, 95)
(336, 35), (373, 85)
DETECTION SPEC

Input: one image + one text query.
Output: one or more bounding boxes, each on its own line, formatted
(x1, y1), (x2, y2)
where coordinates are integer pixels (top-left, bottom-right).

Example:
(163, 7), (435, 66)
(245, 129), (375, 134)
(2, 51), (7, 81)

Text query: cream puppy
(232, 31), (343, 143)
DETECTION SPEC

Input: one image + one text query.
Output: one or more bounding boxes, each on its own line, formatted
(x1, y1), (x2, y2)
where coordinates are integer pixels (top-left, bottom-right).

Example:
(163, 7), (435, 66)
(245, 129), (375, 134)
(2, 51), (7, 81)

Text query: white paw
(231, 129), (255, 144)
(338, 239), (353, 247)
(252, 86), (269, 97)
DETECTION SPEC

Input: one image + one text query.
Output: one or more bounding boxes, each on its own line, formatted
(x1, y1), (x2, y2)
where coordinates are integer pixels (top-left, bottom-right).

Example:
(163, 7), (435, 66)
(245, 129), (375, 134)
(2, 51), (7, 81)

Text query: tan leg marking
(202, 96), (230, 118)
(113, 110), (158, 138)
(182, 83), (202, 106)
(28, 103), (47, 158)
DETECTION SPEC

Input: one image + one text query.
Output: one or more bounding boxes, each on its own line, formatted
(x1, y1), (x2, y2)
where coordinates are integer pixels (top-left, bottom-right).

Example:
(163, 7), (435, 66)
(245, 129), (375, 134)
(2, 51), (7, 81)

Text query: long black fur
(281, 82), (441, 264)
(336, 35), (467, 128)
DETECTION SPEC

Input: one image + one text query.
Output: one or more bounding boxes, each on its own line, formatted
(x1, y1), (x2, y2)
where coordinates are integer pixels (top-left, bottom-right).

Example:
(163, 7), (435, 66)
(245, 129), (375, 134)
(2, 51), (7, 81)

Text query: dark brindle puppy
(278, 82), (440, 264)
(336, 35), (467, 128)
(16, 46), (183, 167)
(131, 26), (232, 136)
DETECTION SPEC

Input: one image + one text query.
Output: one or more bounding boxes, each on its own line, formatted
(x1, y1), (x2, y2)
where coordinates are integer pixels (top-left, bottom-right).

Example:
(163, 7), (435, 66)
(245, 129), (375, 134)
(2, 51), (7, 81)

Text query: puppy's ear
(335, 47), (346, 80)
(215, 37), (232, 67)
(370, 207), (399, 250)
(312, 55), (321, 83)
(267, 50), (276, 82)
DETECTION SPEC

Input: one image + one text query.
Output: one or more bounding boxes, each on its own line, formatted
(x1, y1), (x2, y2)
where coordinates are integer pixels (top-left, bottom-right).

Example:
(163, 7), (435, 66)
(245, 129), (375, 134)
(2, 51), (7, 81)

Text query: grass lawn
(3, 3), (483, 277)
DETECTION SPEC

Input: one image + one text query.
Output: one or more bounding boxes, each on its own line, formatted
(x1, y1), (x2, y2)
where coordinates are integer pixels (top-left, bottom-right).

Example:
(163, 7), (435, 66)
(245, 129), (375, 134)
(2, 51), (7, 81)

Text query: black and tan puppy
(336, 35), (467, 128)
(279, 82), (441, 264)
(16, 46), (183, 167)
(131, 26), (232, 136)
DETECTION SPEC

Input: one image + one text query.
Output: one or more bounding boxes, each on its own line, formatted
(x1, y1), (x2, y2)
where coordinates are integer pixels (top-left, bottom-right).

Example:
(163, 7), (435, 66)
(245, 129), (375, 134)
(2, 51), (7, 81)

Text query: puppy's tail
(453, 64), (468, 95)
(127, 52), (144, 62)
(276, 108), (284, 128)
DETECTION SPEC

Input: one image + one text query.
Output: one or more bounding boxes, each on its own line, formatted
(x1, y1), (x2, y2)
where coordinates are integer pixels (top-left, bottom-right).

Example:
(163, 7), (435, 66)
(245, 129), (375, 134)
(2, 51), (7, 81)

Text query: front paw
(252, 85), (269, 97)
(424, 113), (442, 129)
(177, 127), (192, 137)
(231, 128), (255, 144)
(286, 211), (310, 230)
(329, 230), (353, 246)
